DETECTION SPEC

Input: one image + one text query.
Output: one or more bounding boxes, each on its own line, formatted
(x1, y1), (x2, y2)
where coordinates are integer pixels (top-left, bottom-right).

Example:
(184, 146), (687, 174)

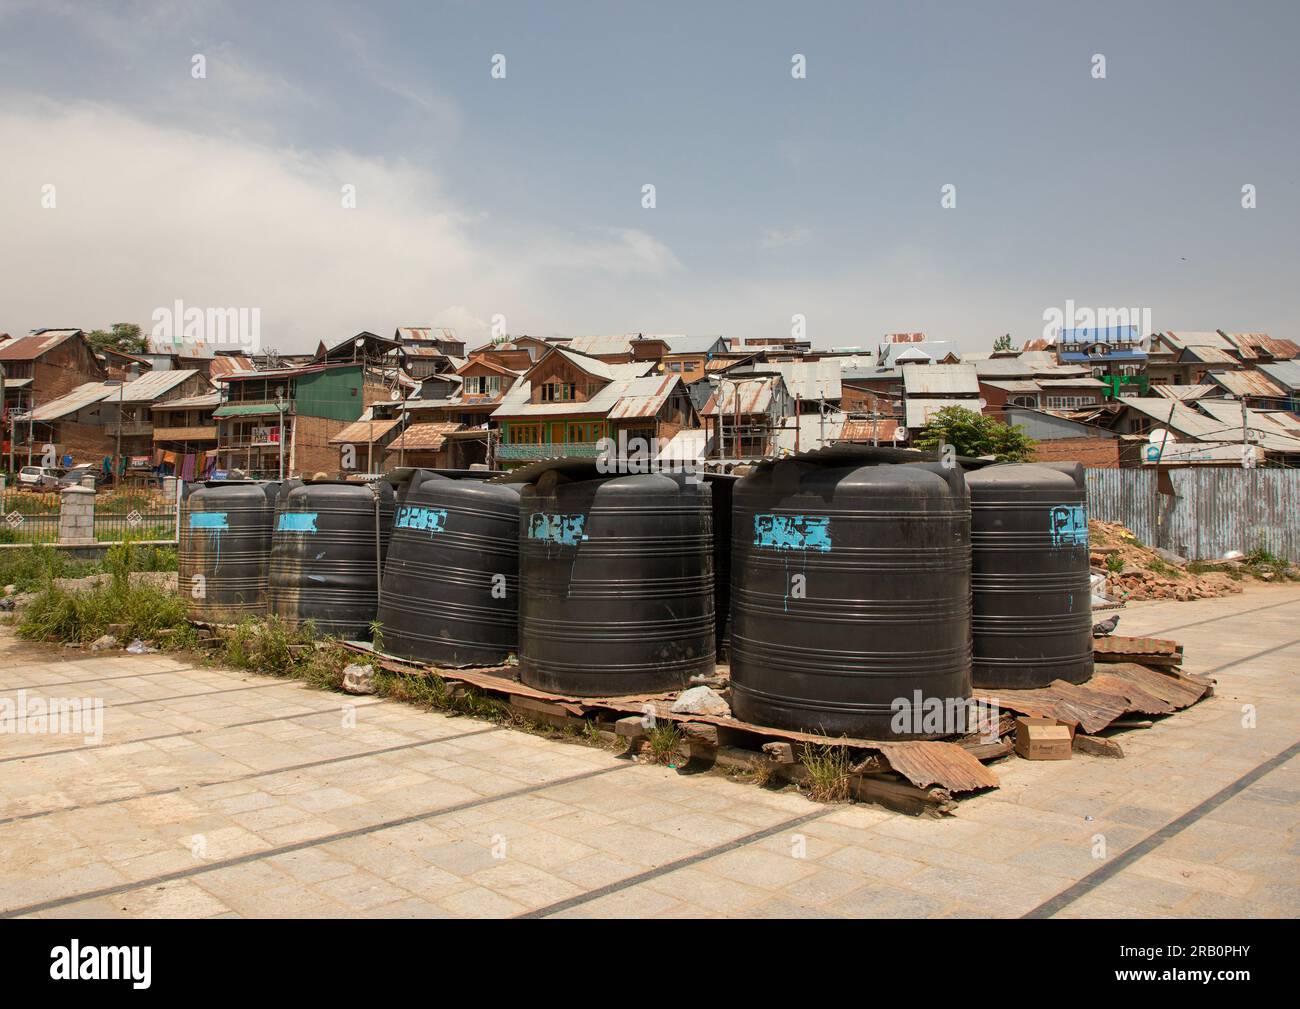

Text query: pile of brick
(1089, 520), (1243, 602)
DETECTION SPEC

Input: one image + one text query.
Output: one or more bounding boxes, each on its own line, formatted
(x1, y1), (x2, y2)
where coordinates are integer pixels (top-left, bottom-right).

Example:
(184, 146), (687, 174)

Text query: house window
(507, 425), (540, 444)
(682, 361), (697, 373)
(1046, 395), (1096, 410)
(540, 381), (575, 402)
(464, 375), (501, 396)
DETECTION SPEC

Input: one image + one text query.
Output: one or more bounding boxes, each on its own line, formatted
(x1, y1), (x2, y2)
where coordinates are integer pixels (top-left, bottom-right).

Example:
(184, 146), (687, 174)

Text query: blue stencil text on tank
(527, 512), (588, 546)
(396, 505), (448, 536)
(1048, 504), (1087, 548)
(752, 513), (832, 552)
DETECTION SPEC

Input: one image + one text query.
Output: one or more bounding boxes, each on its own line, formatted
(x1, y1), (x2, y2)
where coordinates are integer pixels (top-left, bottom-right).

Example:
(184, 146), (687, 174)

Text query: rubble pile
(1089, 520), (1244, 602)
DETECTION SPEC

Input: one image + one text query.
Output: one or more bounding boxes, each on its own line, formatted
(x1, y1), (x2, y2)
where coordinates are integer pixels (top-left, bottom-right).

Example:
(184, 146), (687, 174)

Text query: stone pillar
(162, 475), (178, 499)
(80, 472), (96, 489)
(58, 485), (96, 544)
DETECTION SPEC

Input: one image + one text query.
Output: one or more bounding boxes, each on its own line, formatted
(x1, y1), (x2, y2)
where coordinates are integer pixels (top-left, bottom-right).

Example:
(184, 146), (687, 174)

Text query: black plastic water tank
(518, 471), (715, 695)
(730, 459), (972, 739)
(378, 470), (521, 666)
(268, 480), (394, 638)
(179, 480), (279, 623)
(965, 462), (1092, 688)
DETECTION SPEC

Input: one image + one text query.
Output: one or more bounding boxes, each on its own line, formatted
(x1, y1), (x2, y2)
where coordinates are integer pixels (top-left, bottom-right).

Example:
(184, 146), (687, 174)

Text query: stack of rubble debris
(1090, 520), (1242, 602)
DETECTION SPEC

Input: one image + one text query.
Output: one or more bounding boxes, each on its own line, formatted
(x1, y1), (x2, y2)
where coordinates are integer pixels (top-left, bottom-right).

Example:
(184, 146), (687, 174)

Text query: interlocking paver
(1, 585), (1297, 918)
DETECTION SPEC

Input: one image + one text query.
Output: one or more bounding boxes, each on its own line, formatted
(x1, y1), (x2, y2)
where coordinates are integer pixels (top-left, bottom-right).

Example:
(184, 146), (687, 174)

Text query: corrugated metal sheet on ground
(1085, 467), (1300, 560)
(973, 662), (1210, 735)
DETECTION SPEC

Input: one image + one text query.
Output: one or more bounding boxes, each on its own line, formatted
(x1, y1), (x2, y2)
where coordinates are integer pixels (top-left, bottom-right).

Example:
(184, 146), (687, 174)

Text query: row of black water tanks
(180, 460), (1092, 739)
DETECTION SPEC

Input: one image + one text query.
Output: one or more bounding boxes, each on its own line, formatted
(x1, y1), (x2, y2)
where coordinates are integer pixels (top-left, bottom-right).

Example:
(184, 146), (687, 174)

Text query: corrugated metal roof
(151, 392), (221, 410)
(207, 355), (254, 379)
(699, 375), (779, 416)
(1161, 330), (1234, 351)
(740, 356), (873, 400)
(904, 398), (977, 428)
(1149, 384), (1216, 400)
(634, 334), (727, 356)
(492, 372), (676, 420)
(606, 375), (682, 420)
(553, 347), (616, 380)
(970, 358), (1035, 379)
(562, 334), (641, 357)
(1180, 345), (1239, 365)
(878, 340), (959, 367)
(1221, 332), (1299, 361)
(212, 401), (282, 418)
(0, 330), (82, 361)
(386, 421), (464, 451)
(1257, 360), (1300, 391)
(1118, 398), (1246, 440)
(981, 380), (1042, 394)
(902, 363), (979, 395)
(1038, 377), (1107, 388)
(776, 412), (846, 453)
(838, 417), (902, 443)
(27, 382), (116, 421)
(117, 369), (203, 403)
(329, 418), (402, 445)
(1207, 370), (1286, 399)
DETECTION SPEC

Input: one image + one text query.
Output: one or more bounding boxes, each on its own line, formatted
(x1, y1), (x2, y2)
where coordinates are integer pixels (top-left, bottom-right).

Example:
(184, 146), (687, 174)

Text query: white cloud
(0, 100), (687, 351)
(760, 226), (812, 250)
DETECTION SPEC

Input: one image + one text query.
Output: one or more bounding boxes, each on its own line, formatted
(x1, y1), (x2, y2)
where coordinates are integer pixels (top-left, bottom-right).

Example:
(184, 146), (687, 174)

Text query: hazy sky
(1, 0), (1296, 353)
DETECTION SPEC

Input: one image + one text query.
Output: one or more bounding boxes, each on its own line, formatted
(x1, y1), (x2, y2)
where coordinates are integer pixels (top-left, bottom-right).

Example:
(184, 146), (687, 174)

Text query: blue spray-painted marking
(527, 512), (587, 546)
(190, 511), (230, 572)
(753, 513), (832, 552)
(395, 505), (448, 535)
(277, 512), (319, 533)
(1048, 505), (1088, 548)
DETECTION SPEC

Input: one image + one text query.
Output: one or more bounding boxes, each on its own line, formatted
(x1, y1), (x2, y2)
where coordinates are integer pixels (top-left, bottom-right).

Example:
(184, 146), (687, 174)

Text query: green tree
(85, 322), (147, 355)
(992, 333), (1013, 352)
(913, 405), (1036, 462)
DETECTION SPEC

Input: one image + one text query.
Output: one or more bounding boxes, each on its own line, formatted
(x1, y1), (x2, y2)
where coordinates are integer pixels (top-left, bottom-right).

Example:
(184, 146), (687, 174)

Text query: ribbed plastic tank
(268, 480), (394, 638)
(704, 473), (737, 659)
(518, 471), (715, 695)
(965, 462), (1092, 688)
(730, 459), (972, 739)
(179, 480), (279, 623)
(378, 470), (521, 666)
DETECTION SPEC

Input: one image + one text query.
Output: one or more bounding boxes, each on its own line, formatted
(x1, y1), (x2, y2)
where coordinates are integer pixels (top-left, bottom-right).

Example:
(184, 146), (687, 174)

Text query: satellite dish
(1147, 428), (1171, 444)
(978, 398), (987, 410)
(894, 427), (908, 442)
(389, 388), (401, 401)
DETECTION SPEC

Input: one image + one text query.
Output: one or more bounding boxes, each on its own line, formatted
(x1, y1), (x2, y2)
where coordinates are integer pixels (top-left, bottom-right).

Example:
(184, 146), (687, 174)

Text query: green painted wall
(297, 366), (365, 421)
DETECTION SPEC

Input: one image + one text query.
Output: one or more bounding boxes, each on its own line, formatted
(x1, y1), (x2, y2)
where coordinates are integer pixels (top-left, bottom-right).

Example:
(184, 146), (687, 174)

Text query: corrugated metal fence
(1086, 468), (1300, 561)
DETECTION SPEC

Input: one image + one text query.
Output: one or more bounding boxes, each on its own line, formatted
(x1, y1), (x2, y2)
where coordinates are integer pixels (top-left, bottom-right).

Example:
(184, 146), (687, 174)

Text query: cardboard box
(1014, 716), (1073, 760)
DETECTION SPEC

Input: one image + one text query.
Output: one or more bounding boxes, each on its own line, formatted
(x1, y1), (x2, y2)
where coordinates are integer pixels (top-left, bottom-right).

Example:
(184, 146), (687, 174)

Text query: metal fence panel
(1085, 467), (1300, 560)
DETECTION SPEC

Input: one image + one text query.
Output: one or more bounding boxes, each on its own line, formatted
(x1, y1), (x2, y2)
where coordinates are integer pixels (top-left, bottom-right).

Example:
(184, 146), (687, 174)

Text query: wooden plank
(1073, 733), (1124, 758)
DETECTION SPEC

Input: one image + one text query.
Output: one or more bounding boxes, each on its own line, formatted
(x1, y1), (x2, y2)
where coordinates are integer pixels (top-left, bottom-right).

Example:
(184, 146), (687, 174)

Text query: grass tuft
(801, 743), (852, 803)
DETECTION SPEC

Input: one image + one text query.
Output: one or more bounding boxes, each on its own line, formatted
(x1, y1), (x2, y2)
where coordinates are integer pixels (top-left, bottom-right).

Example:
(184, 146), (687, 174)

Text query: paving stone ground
(0, 584), (1296, 919)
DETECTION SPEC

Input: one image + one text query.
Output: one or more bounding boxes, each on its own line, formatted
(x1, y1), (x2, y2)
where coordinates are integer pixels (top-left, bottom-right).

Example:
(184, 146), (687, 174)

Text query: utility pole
(275, 388), (286, 481)
(114, 379), (125, 487)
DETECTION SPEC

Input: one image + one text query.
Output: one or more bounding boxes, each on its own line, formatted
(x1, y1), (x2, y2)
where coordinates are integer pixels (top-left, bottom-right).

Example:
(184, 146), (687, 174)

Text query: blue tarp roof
(1058, 325), (1140, 344)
